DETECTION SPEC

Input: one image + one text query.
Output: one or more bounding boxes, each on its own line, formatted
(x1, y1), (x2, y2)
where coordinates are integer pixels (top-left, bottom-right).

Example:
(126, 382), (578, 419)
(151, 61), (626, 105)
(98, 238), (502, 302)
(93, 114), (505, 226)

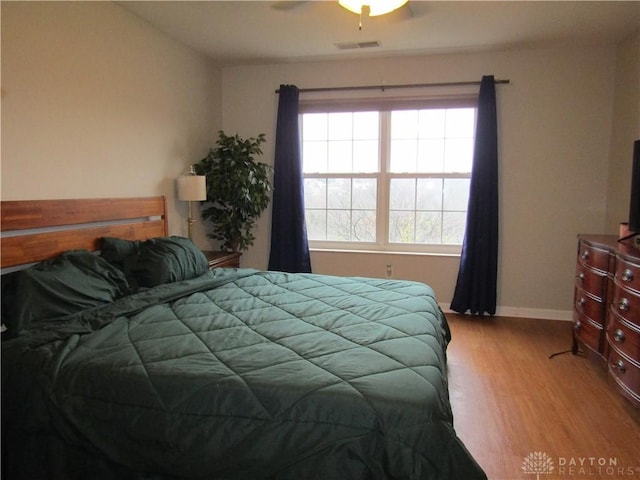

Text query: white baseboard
(439, 304), (572, 321)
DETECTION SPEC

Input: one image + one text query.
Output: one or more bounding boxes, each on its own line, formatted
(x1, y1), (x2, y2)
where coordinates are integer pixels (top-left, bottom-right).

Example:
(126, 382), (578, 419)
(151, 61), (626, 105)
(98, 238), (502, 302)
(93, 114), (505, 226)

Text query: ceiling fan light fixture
(338, 0), (408, 16)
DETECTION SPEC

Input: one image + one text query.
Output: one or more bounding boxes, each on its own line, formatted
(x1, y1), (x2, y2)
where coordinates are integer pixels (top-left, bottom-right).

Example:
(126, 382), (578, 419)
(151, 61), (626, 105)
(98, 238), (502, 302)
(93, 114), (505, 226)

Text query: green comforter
(2, 269), (486, 479)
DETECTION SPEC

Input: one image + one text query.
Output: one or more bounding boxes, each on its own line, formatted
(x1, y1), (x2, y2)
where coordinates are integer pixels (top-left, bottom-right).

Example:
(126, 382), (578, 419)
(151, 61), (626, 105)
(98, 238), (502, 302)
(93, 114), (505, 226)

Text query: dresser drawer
(608, 348), (640, 406)
(615, 255), (640, 295)
(610, 284), (640, 326)
(575, 263), (607, 300)
(607, 312), (640, 362)
(578, 241), (612, 273)
(573, 311), (603, 356)
(574, 287), (606, 327)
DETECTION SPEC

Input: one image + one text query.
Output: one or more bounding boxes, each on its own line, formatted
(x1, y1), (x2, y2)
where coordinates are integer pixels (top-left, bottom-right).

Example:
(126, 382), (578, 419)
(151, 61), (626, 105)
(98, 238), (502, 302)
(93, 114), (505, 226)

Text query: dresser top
(578, 234), (640, 261)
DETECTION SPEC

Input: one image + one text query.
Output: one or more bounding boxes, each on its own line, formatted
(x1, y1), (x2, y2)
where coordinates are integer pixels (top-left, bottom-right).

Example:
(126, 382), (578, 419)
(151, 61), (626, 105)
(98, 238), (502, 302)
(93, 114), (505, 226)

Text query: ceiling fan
(338, 0), (409, 17)
(271, 0), (415, 20)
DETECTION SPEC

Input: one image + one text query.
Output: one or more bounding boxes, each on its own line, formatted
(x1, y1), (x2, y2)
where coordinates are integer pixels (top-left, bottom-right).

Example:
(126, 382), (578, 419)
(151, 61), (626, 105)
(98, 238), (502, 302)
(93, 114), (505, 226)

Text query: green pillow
(100, 237), (140, 270)
(3, 250), (130, 335)
(131, 236), (208, 288)
(100, 237), (141, 289)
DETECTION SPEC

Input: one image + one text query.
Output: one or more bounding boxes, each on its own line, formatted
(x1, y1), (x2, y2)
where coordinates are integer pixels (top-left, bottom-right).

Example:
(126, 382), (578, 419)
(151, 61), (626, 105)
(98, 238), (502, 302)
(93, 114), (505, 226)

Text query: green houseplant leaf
(194, 131), (272, 252)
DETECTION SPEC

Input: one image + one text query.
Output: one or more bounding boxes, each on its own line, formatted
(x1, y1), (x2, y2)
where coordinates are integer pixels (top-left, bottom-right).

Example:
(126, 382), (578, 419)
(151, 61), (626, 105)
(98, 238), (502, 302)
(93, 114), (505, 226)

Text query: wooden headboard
(0, 196), (167, 269)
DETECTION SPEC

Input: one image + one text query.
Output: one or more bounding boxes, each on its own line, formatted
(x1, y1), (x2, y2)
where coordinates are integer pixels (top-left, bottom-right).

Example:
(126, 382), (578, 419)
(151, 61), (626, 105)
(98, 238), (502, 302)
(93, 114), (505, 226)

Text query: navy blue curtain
(268, 85), (312, 273)
(450, 75), (499, 315)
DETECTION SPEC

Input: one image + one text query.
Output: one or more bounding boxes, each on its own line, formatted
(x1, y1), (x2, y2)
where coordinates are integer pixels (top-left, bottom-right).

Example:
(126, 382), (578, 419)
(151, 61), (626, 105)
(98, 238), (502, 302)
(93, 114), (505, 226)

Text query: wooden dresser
(573, 235), (640, 407)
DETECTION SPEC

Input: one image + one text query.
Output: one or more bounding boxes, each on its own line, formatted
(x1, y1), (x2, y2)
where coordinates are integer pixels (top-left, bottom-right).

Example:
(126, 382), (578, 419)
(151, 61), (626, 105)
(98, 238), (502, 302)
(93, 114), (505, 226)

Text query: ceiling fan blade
(271, 1), (309, 11)
(388, 3), (415, 21)
(380, 1), (429, 24)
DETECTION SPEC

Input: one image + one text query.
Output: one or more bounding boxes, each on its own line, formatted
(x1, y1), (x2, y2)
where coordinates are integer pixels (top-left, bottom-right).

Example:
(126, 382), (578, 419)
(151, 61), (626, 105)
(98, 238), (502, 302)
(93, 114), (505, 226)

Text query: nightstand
(203, 251), (241, 269)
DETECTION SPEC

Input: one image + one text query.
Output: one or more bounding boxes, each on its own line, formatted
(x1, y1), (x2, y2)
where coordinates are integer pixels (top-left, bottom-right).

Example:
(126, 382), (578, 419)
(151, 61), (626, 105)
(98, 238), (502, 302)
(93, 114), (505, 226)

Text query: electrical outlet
(386, 264), (392, 278)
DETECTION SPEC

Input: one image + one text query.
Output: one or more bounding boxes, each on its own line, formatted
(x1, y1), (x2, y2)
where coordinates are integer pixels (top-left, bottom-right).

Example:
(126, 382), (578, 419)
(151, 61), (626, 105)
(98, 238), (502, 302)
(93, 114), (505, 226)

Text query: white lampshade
(338, 0), (408, 16)
(177, 174), (206, 201)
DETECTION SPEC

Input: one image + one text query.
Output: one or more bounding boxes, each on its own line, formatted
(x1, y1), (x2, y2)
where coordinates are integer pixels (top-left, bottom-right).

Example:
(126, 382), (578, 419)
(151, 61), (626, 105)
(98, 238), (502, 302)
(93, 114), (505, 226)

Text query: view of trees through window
(302, 105), (476, 250)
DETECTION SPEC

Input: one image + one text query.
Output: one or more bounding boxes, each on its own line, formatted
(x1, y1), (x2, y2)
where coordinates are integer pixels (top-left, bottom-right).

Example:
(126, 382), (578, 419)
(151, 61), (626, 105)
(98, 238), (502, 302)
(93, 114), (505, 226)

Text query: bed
(1, 196), (486, 480)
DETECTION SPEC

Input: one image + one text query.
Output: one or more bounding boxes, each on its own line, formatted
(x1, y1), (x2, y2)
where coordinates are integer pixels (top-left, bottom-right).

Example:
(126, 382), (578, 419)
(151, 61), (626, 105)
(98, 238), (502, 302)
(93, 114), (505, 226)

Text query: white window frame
(301, 93), (478, 256)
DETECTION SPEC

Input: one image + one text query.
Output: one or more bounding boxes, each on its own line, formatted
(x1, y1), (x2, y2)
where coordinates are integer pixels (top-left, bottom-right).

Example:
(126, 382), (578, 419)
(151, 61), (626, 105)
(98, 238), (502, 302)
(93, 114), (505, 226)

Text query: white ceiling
(120, 1), (640, 66)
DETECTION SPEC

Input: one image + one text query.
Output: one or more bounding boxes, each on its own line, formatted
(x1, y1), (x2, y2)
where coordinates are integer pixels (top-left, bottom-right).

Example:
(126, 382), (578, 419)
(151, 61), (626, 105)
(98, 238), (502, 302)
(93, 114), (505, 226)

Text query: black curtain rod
(275, 79), (509, 94)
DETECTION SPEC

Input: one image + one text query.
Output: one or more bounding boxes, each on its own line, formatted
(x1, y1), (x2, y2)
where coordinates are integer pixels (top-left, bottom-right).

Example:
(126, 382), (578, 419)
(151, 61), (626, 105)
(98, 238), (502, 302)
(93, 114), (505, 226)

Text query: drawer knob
(621, 268), (634, 282)
(574, 320), (582, 331)
(611, 359), (626, 373)
(613, 329), (625, 343)
(618, 298), (630, 312)
(581, 251), (590, 260)
(577, 297), (586, 307)
(576, 272), (585, 282)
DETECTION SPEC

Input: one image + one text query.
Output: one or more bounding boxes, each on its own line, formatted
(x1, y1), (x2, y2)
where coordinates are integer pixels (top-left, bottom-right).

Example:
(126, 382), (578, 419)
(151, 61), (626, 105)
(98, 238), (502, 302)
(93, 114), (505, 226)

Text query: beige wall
(0, 1), (222, 244)
(222, 45), (621, 319)
(605, 30), (640, 230)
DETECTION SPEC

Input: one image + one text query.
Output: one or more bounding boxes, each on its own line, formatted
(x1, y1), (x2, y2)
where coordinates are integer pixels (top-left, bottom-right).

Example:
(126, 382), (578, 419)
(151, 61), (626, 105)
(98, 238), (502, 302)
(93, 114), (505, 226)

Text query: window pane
(353, 112), (379, 139)
(443, 211), (467, 244)
(352, 210), (376, 242)
(303, 141), (328, 173)
(304, 178), (327, 209)
(327, 210), (351, 241)
(352, 178), (377, 209)
(416, 211), (442, 243)
(390, 178), (416, 210)
(443, 178), (470, 211)
(391, 110), (418, 139)
(328, 113), (352, 140)
(390, 139), (418, 173)
(389, 211), (415, 243)
(306, 210), (327, 240)
(416, 178), (443, 210)
(445, 108), (475, 138)
(444, 138), (473, 172)
(391, 107), (474, 175)
(328, 140), (353, 172)
(303, 113), (327, 141)
(353, 140), (378, 172)
(418, 109), (445, 138)
(417, 139), (444, 172)
(327, 178), (351, 209)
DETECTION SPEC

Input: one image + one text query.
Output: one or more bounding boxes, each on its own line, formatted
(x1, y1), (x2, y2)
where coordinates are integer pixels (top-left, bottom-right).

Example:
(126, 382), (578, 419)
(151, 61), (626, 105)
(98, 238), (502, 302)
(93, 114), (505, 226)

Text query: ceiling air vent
(335, 40), (381, 50)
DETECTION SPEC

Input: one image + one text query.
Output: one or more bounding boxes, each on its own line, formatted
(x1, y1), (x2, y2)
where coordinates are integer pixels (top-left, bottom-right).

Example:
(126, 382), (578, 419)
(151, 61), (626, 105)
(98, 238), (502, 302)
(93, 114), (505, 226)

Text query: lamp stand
(186, 200), (195, 239)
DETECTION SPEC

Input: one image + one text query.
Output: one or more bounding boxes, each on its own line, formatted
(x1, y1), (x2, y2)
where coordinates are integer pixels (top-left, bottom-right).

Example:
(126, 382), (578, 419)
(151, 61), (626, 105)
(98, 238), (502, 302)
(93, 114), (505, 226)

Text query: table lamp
(177, 165), (207, 239)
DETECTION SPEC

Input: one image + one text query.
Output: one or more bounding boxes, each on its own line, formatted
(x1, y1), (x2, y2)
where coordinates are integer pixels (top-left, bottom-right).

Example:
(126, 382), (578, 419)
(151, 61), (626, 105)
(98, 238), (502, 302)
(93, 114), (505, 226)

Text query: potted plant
(194, 130), (272, 252)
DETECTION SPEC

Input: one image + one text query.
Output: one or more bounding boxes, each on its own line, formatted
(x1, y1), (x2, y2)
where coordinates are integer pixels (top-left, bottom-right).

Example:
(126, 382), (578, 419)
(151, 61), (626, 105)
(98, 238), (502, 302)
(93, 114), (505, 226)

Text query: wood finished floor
(445, 314), (640, 480)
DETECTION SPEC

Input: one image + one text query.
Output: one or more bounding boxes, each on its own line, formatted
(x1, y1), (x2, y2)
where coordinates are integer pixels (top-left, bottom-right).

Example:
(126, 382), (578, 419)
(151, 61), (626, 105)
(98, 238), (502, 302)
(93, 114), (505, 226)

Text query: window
(302, 99), (477, 254)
